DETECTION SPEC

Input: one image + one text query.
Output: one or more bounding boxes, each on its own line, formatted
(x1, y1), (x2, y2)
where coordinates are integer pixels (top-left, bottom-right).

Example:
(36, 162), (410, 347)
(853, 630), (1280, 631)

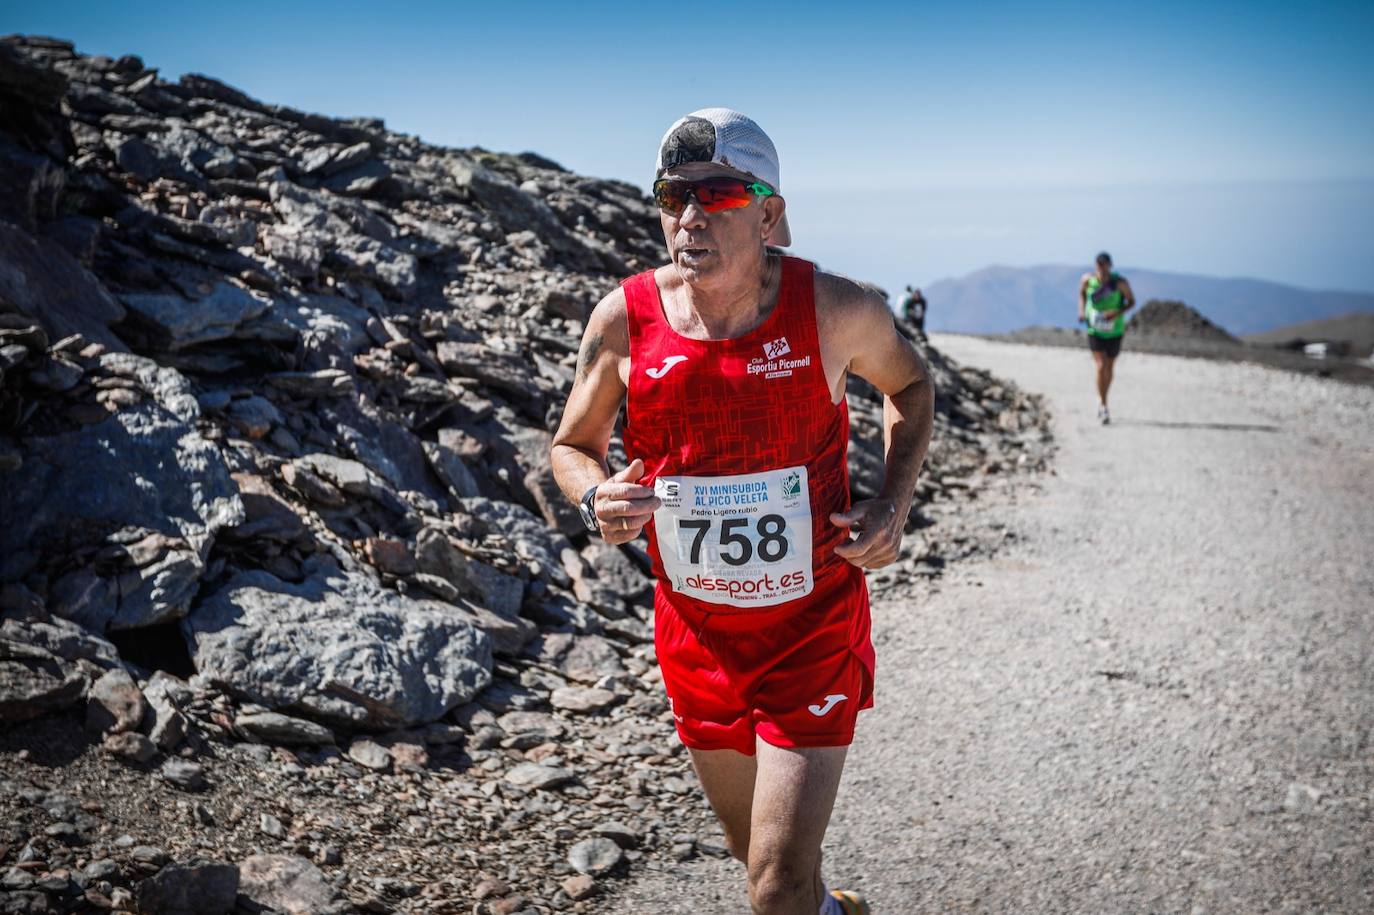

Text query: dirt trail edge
(608, 336), (1374, 914)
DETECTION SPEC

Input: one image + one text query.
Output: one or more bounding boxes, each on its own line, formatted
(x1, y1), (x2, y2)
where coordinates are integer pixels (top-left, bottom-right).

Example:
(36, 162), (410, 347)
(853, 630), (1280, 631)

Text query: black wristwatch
(578, 485), (601, 535)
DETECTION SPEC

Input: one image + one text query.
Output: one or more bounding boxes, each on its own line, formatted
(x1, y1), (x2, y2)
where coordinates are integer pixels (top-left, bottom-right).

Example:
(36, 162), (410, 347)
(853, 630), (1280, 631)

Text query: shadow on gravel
(1116, 419), (1281, 433)
(0, 709), (98, 768)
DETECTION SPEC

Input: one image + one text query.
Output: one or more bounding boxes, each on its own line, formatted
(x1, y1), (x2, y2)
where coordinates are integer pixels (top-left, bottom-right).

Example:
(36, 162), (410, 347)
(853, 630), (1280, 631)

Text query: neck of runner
(672, 251), (778, 339)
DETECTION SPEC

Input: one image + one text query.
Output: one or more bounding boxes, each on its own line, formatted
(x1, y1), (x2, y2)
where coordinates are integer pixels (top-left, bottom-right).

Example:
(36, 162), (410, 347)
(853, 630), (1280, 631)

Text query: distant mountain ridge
(923, 264), (1374, 336)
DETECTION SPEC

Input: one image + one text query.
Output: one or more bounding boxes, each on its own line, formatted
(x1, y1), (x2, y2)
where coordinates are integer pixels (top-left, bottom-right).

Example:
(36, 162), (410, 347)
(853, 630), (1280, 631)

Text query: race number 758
(678, 514), (789, 566)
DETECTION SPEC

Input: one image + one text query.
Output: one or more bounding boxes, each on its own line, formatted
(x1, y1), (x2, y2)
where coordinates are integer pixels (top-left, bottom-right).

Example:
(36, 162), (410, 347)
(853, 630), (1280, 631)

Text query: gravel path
(608, 337), (1374, 914)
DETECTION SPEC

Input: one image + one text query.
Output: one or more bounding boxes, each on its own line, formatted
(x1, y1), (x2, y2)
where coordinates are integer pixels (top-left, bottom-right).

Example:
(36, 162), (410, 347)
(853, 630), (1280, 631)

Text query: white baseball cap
(655, 107), (791, 247)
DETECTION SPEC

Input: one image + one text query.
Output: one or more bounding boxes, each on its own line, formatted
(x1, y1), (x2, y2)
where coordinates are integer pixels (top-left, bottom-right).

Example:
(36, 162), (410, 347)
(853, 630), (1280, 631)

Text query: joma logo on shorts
(807, 694), (847, 717)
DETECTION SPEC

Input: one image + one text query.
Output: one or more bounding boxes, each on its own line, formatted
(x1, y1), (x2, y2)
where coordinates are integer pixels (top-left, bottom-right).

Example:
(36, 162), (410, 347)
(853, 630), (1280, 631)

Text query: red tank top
(622, 256), (860, 618)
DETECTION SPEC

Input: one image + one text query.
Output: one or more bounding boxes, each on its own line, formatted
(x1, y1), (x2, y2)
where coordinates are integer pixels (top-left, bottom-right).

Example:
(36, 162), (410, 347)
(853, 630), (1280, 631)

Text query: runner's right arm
(816, 275), (934, 569)
(550, 288), (660, 544)
(1077, 274), (1089, 323)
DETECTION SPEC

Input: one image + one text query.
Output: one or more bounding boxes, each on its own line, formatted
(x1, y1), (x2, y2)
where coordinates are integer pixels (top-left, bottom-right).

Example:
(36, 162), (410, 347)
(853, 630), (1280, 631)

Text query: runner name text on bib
(653, 466), (814, 608)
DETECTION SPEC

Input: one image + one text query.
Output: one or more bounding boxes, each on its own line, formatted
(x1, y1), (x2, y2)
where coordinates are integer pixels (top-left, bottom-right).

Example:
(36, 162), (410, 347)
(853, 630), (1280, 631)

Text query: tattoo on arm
(576, 332), (604, 382)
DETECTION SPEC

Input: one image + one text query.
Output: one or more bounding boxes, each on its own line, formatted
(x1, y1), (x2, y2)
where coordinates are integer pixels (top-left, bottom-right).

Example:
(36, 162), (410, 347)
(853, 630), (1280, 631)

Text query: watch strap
(579, 484), (601, 534)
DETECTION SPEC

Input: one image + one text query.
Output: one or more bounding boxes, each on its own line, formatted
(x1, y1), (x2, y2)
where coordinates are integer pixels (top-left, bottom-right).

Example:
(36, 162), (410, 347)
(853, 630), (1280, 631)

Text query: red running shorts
(653, 571), (875, 755)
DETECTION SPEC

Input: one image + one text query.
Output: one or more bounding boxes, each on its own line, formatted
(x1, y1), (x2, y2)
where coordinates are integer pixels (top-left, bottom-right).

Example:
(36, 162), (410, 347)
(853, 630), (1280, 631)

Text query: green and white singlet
(1085, 272), (1126, 339)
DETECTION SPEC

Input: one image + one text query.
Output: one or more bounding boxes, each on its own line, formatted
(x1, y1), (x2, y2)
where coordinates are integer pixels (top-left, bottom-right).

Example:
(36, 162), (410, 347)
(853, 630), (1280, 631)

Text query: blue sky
(5, 0), (1373, 295)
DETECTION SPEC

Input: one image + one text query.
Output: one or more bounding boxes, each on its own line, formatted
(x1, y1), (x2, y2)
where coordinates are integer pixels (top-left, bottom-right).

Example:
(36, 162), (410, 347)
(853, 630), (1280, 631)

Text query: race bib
(653, 466), (813, 608)
(1091, 311), (1117, 332)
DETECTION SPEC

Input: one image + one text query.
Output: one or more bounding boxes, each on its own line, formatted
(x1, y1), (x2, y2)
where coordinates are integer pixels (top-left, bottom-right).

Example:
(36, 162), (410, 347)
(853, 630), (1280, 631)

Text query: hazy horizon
(5, 0), (1371, 298)
(787, 178), (1374, 302)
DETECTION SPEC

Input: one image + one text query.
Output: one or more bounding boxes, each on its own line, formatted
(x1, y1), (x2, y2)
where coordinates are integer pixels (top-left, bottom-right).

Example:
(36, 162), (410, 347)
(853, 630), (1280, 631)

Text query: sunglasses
(652, 177), (775, 216)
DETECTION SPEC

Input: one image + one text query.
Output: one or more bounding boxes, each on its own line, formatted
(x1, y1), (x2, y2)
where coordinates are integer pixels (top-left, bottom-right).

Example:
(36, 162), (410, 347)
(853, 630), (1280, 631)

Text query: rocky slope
(0, 35), (1051, 915)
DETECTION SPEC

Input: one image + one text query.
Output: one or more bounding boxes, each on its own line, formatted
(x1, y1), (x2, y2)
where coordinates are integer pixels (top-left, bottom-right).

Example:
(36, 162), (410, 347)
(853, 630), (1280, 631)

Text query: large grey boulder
(183, 556), (492, 729)
(0, 364), (242, 632)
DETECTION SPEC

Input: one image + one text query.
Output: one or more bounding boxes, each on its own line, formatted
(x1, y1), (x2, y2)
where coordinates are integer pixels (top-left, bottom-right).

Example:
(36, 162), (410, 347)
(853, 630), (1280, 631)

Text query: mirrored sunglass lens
(695, 179), (753, 211)
(653, 181), (688, 213)
(653, 179), (755, 214)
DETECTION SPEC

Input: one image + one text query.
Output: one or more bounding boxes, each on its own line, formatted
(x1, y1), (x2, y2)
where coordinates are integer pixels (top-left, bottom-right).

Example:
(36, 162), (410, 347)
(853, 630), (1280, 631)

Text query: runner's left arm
(1118, 277), (1136, 312)
(821, 278), (935, 568)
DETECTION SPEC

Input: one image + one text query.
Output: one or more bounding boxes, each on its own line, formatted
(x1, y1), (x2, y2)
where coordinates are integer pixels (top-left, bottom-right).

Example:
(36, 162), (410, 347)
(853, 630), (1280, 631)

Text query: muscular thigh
(749, 741), (848, 865)
(690, 747), (757, 856)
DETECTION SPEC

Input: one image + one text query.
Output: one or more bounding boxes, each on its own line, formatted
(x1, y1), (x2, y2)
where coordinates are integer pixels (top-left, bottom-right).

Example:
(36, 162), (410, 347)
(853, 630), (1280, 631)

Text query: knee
(747, 853), (813, 914)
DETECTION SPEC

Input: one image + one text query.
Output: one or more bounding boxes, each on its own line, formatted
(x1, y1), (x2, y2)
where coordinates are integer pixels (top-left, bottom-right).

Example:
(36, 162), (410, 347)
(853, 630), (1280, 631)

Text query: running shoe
(1097, 405), (1110, 425)
(830, 889), (872, 914)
